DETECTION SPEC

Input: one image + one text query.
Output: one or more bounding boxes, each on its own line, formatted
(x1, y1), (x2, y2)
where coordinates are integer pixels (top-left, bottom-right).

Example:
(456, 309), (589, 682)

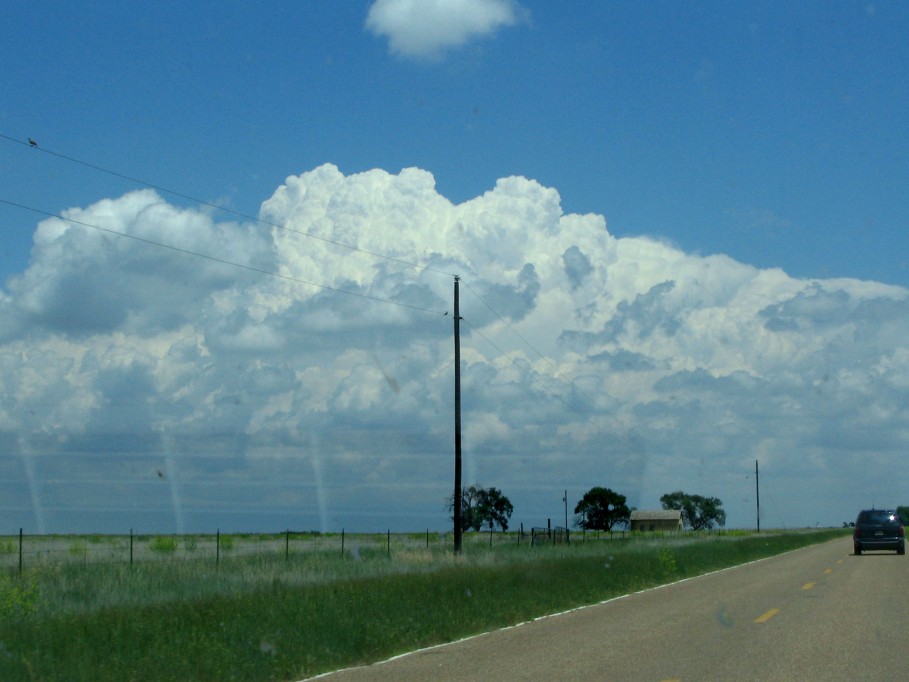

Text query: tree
(446, 484), (514, 533)
(660, 490), (726, 530)
(477, 486), (514, 532)
(896, 506), (909, 526)
(573, 487), (630, 531)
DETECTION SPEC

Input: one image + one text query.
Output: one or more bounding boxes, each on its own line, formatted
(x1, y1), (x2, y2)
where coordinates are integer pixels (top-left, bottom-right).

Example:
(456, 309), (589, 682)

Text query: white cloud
(365, 0), (525, 59)
(3, 163), (909, 533)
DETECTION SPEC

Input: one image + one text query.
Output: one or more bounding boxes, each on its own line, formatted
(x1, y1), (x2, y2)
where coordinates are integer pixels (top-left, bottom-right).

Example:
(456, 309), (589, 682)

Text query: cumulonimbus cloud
(2, 163), (908, 533)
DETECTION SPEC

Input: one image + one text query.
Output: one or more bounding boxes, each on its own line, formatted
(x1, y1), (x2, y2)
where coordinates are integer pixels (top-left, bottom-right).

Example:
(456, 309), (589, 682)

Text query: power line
(0, 132), (455, 278)
(0, 198), (446, 316)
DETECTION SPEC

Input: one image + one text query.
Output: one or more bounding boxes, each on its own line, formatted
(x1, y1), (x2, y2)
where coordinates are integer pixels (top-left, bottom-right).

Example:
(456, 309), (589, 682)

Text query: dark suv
(853, 509), (905, 555)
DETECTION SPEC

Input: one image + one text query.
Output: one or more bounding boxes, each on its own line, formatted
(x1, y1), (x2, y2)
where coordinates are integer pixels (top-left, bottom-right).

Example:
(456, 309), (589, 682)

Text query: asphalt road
(305, 536), (907, 681)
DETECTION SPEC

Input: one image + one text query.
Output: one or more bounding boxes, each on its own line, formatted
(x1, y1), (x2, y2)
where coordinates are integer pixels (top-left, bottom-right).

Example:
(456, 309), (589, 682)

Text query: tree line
(448, 485), (726, 533)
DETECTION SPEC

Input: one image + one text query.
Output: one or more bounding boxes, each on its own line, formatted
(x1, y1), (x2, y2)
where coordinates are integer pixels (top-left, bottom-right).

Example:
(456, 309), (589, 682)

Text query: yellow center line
(802, 582), (816, 590)
(754, 608), (780, 623)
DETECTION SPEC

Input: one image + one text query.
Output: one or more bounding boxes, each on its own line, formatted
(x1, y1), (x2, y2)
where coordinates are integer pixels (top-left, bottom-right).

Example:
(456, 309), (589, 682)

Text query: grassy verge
(0, 529), (846, 681)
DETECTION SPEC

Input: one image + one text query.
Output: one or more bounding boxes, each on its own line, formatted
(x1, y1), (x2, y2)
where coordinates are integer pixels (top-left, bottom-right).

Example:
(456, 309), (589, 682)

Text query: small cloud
(365, 0), (526, 60)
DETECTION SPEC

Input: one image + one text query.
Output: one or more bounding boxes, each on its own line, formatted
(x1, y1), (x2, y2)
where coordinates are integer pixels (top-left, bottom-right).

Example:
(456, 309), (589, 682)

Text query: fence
(530, 526), (570, 546)
(1, 525), (727, 573)
(1, 529), (422, 572)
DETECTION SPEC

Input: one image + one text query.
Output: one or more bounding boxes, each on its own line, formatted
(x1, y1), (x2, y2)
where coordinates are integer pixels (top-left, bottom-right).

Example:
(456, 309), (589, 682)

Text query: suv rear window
(859, 511), (899, 524)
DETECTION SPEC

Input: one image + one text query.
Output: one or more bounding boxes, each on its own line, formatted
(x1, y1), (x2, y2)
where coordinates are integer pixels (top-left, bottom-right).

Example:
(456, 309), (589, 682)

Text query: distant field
(1, 528), (583, 567)
(0, 528), (847, 681)
(0, 526), (738, 569)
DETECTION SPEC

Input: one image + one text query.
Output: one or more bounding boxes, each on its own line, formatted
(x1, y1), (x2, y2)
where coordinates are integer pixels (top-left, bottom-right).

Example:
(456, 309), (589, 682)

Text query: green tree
(573, 487), (630, 531)
(446, 484), (514, 533)
(660, 490), (726, 530)
(476, 486), (514, 532)
(896, 506), (909, 526)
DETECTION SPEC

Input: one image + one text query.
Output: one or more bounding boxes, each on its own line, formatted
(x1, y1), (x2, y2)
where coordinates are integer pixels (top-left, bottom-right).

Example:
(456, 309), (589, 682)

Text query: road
(306, 537), (907, 681)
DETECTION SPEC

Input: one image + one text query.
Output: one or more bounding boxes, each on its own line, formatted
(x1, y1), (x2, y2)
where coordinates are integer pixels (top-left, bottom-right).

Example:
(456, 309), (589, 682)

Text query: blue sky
(5, 1), (907, 285)
(2, 1), (909, 535)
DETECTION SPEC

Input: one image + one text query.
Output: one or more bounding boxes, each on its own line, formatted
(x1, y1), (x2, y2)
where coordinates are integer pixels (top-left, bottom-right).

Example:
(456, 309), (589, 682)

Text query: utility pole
(453, 276), (463, 555)
(563, 490), (568, 530)
(563, 490), (569, 544)
(755, 459), (760, 532)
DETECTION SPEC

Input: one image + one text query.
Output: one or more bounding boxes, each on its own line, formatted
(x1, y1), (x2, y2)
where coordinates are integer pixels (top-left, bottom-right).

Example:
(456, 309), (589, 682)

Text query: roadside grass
(0, 529), (846, 681)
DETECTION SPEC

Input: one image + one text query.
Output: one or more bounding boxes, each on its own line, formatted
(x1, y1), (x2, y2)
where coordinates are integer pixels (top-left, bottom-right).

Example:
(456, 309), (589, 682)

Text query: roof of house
(630, 509), (683, 521)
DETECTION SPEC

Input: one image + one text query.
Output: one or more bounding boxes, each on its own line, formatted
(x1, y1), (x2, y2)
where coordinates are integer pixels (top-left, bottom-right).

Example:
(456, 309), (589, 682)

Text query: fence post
(216, 529), (220, 566)
(426, 528), (429, 549)
(130, 529), (134, 566)
(285, 529), (290, 561)
(18, 528), (23, 576)
(341, 528), (345, 558)
(387, 529), (391, 558)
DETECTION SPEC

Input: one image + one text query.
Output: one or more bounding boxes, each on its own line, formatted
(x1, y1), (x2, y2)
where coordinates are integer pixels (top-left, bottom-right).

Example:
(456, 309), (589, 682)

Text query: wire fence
(1, 525), (735, 573)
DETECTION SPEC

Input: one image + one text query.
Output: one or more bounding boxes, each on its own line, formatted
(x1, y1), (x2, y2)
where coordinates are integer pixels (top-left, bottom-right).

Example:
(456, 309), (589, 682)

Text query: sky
(1, 1), (908, 535)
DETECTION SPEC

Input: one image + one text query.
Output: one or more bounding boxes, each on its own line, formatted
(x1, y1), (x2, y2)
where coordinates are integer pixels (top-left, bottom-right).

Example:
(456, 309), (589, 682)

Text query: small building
(630, 509), (684, 532)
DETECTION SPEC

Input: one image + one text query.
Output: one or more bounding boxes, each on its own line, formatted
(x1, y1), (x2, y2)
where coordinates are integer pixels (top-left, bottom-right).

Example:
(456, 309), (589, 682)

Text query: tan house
(629, 509), (684, 532)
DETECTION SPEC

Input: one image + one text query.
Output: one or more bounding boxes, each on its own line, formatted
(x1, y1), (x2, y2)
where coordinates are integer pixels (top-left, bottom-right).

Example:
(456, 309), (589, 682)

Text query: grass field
(0, 528), (847, 681)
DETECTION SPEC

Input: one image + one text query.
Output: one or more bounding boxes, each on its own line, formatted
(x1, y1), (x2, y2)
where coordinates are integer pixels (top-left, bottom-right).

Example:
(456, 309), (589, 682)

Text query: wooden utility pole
(453, 276), (463, 555)
(563, 490), (568, 530)
(755, 460), (761, 532)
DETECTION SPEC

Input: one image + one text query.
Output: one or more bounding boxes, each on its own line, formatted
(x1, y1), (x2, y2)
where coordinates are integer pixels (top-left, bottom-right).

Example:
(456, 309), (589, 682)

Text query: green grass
(0, 529), (846, 681)
(148, 535), (178, 554)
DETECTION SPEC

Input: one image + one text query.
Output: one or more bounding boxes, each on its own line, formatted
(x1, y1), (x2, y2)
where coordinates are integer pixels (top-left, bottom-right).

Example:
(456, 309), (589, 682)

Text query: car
(853, 509), (905, 555)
